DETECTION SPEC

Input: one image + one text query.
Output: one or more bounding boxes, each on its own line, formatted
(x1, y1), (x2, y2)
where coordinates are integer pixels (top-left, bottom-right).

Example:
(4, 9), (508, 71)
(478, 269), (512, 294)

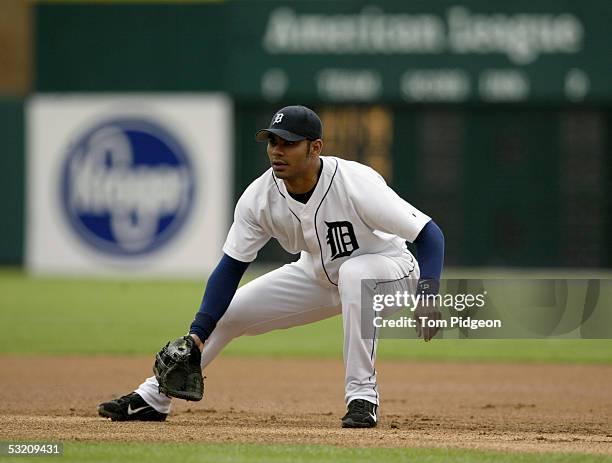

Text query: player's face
(266, 134), (317, 180)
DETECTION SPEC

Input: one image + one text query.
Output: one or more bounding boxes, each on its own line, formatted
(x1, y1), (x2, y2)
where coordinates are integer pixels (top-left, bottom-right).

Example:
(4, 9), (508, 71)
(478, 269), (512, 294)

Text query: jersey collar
(276, 156), (337, 211)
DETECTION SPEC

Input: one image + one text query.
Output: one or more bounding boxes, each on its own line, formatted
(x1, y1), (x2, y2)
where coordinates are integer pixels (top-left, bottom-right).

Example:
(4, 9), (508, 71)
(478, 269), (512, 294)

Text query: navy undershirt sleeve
(189, 253), (250, 342)
(413, 220), (445, 282)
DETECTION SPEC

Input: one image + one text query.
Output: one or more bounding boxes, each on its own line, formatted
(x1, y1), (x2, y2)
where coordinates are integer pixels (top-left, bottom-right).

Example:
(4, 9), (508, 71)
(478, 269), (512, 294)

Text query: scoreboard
(37, 2), (612, 104)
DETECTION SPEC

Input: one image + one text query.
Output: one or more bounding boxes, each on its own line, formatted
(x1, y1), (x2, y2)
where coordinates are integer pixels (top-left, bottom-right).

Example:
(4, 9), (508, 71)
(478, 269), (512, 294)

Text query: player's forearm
(413, 220), (445, 291)
(189, 253), (250, 343)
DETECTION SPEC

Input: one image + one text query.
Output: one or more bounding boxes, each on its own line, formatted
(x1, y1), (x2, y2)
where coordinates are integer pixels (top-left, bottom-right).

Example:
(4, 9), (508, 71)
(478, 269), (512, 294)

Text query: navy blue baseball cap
(255, 105), (323, 142)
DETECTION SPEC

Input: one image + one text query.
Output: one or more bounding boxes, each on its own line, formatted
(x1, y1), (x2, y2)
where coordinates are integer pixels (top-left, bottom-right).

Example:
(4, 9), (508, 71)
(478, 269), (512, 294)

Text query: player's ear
(311, 139), (323, 156)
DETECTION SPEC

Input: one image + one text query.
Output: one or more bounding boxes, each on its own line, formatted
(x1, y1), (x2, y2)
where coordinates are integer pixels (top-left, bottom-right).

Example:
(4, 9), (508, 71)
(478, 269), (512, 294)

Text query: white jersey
(223, 156), (430, 287)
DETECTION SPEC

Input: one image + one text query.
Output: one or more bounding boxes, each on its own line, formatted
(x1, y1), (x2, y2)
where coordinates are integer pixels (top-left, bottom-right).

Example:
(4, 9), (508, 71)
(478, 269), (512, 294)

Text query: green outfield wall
(1, 1), (607, 267)
(0, 99), (24, 265)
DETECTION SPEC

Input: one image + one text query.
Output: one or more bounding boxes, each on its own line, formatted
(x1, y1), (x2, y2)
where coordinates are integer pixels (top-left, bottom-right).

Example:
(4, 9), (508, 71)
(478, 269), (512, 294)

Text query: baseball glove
(153, 335), (204, 401)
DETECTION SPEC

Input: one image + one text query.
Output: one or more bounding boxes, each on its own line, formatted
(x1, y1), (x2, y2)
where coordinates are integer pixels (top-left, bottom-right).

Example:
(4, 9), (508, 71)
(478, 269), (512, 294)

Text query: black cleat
(98, 392), (167, 422)
(341, 399), (378, 428)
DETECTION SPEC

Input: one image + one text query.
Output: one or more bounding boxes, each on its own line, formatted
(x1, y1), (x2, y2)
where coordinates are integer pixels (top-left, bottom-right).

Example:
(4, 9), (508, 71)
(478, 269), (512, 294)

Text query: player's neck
(284, 158), (322, 194)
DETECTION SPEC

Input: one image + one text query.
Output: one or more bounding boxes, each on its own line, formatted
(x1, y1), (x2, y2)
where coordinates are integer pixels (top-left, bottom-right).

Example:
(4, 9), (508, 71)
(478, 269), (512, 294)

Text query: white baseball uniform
(136, 156), (430, 413)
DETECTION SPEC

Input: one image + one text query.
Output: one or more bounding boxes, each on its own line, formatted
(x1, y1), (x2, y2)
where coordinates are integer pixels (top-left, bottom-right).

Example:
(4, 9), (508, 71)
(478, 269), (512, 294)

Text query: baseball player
(98, 105), (444, 428)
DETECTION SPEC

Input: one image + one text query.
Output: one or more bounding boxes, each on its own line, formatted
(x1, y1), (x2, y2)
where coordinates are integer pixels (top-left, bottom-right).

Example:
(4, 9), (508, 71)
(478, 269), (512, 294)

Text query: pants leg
(338, 253), (419, 406)
(136, 261), (340, 413)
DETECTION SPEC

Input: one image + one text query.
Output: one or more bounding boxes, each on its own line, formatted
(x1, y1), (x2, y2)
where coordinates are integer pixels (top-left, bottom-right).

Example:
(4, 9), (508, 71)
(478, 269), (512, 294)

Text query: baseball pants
(136, 252), (419, 414)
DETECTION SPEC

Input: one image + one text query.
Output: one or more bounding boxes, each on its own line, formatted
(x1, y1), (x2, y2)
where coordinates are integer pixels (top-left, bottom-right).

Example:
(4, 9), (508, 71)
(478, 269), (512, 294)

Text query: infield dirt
(1, 356), (611, 455)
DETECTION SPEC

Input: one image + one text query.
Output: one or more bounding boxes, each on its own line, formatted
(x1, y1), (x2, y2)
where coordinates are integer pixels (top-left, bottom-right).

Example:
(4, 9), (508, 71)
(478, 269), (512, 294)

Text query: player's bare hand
(189, 333), (205, 352)
(413, 302), (441, 342)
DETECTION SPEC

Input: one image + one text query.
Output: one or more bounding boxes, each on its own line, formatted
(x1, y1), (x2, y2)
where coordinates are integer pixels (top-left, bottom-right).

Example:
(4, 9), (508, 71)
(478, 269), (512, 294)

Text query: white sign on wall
(26, 94), (232, 277)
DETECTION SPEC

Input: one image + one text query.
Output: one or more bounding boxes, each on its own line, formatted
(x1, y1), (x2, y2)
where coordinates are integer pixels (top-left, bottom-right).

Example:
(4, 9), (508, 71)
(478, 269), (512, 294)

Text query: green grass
(1, 442), (610, 463)
(0, 269), (610, 362)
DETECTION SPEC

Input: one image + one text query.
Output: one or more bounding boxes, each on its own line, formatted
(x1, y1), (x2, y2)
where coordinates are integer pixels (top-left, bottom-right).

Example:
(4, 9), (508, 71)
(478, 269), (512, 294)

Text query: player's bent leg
(201, 261), (340, 367)
(338, 253), (418, 420)
(124, 262), (339, 418)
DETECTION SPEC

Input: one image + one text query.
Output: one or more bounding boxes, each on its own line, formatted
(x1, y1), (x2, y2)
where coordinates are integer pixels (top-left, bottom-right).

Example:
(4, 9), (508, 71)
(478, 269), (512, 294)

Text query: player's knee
(338, 259), (364, 291)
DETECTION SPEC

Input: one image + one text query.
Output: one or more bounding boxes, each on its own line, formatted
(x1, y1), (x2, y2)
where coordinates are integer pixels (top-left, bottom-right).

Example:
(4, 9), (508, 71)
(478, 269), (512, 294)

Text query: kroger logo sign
(60, 118), (196, 255)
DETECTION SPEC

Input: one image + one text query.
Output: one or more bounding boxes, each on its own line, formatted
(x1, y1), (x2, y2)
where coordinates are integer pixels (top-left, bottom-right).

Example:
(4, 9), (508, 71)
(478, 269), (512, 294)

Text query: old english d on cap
(255, 105), (323, 142)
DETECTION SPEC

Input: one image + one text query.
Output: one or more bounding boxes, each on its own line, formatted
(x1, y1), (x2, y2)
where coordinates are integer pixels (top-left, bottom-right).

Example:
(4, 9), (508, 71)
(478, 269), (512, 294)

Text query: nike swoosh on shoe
(127, 404), (151, 415)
